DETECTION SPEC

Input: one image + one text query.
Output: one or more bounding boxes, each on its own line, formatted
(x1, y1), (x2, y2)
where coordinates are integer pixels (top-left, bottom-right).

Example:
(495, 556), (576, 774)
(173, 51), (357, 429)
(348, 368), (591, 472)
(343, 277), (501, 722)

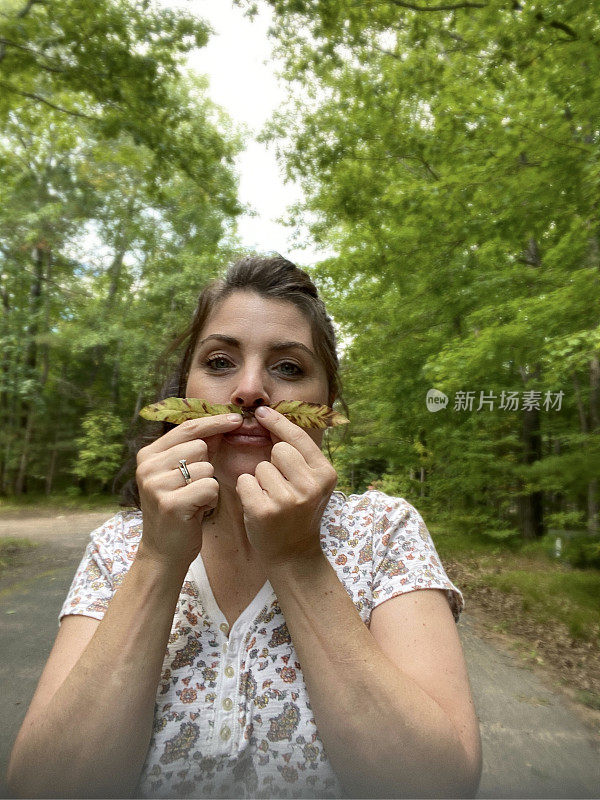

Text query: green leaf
(139, 397), (349, 429)
(139, 397), (234, 424)
(270, 400), (349, 429)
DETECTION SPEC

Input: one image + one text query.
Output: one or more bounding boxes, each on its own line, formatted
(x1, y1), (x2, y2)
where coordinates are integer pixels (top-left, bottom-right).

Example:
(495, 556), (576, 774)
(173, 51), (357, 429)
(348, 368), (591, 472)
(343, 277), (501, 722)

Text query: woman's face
(185, 290), (330, 488)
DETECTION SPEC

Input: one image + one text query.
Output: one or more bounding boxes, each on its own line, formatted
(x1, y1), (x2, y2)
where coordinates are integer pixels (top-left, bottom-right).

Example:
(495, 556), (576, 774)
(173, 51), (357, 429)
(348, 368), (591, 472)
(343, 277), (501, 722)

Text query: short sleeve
(371, 494), (464, 622)
(58, 512), (140, 624)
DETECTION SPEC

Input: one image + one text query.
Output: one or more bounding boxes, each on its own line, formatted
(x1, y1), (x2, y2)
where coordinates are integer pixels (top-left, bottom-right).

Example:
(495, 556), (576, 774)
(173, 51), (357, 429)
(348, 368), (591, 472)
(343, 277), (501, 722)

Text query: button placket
(217, 624), (239, 751)
(188, 555), (276, 757)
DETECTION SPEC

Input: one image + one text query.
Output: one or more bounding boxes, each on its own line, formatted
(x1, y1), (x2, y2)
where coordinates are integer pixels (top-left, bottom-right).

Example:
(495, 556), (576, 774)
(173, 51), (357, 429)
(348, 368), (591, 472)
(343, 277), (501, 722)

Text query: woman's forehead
(200, 290), (314, 343)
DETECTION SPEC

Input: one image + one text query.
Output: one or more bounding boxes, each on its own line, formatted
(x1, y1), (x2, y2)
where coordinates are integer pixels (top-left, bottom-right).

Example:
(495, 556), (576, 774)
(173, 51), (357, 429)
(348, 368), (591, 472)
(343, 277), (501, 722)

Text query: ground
(0, 509), (598, 799)
(443, 555), (600, 739)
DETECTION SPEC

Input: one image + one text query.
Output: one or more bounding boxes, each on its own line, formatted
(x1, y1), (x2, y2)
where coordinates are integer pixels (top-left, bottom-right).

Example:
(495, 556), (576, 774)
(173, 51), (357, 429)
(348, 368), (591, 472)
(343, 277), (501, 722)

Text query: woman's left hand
(235, 405), (338, 565)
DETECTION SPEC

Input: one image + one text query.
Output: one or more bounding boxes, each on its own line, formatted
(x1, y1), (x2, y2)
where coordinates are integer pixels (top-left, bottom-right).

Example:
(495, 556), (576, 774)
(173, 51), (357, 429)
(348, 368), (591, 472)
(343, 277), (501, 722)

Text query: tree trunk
(14, 244), (46, 495)
(14, 408), (35, 495)
(588, 355), (599, 534)
(45, 437), (58, 496)
(572, 372), (588, 434)
(550, 437), (564, 513)
(111, 340), (122, 407)
(518, 364), (545, 539)
(86, 237), (128, 390)
(518, 404), (545, 539)
(106, 245), (127, 309)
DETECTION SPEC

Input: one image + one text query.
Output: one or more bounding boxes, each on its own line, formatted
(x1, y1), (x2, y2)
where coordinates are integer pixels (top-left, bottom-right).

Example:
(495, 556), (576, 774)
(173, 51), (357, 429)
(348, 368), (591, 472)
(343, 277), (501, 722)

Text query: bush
(72, 410), (125, 491)
(367, 472), (415, 499)
(562, 535), (600, 570)
(545, 510), (586, 530)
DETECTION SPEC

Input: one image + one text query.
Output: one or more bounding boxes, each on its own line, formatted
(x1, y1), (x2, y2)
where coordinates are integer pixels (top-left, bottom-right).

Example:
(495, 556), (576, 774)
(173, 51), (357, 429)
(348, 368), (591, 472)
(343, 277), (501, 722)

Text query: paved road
(1, 512), (599, 799)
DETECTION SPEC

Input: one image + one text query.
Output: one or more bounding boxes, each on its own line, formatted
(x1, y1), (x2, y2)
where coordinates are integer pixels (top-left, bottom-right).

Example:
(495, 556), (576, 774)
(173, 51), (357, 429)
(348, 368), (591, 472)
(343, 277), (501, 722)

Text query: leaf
(139, 397), (234, 424)
(270, 400), (349, 429)
(139, 397), (349, 429)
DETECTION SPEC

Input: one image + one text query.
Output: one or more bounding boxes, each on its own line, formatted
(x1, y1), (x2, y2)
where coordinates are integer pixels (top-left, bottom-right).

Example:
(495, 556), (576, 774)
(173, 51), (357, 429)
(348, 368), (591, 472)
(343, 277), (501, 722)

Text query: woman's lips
(223, 423), (272, 447)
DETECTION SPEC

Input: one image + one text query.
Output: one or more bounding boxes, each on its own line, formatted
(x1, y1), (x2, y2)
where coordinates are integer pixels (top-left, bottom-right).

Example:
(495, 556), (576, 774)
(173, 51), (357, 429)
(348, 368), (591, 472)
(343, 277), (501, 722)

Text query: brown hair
(118, 254), (346, 508)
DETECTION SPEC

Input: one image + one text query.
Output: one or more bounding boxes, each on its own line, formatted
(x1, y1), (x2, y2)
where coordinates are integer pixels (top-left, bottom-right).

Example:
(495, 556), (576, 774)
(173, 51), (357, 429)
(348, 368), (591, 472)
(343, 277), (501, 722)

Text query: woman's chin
(213, 448), (272, 487)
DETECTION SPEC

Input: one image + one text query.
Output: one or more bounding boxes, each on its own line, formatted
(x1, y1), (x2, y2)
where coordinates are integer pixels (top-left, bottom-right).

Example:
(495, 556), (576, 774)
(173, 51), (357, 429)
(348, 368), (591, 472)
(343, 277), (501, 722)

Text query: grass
(487, 569), (600, 641)
(429, 522), (600, 644)
(576, 690), (600, 711)
(0, 491), (121, 515)
(0, 537), (39, 571)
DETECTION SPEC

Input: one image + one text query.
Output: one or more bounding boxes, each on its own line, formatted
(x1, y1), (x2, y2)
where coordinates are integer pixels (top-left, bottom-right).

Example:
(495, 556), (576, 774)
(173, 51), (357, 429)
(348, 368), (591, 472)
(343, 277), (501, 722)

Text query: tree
(0, 1), (243, 496)
(72, 410), (125, 492)
(242, 0), (600, 538)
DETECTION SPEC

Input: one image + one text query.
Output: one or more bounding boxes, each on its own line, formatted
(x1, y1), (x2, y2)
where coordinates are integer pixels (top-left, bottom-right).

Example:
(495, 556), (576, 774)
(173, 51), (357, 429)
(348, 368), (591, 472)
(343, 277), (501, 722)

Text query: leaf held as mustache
(139, 397), (349, 429)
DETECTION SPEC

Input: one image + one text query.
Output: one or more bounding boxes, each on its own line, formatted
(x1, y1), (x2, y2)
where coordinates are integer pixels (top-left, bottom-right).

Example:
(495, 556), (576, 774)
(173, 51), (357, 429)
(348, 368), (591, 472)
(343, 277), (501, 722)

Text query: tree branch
(533, 12), (578, 41)
(548, 20), (578, 39)
(0, 39), (67, 73)
(388, 0), (485, 10)
(17, 0), (46, 18)
(0, 81), (98, 120)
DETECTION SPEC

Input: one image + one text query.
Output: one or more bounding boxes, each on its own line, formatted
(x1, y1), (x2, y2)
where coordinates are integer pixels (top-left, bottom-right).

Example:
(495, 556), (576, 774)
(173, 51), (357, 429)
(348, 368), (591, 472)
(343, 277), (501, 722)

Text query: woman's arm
(267, 558), (482, 799)
(237, 406), (482, 799)
(7, 414), (243, 799)
(7, 549), (189, 798)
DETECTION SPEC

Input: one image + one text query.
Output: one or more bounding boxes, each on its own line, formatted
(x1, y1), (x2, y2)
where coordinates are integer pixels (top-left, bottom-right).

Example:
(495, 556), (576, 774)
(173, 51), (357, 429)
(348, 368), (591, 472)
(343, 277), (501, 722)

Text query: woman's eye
(206, 356), (233, 370)
(275, 361), (303, 377)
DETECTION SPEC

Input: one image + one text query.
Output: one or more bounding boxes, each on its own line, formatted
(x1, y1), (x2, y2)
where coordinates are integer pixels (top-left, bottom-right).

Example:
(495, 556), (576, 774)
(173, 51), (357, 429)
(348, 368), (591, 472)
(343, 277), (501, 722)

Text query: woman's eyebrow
(270, 340), (317, 360)
(198, 334), (317, 360)
(198, 334), (239, 348)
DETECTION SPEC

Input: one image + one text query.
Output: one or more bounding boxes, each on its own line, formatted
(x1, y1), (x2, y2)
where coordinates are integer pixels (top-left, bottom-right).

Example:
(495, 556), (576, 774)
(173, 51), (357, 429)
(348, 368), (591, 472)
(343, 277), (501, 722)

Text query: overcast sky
(169, 0), (329, 267)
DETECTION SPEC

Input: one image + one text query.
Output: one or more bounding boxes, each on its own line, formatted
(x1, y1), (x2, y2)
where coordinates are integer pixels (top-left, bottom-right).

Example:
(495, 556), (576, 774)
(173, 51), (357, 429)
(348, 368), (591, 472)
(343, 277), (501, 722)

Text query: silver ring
(178, 459), (192, 485)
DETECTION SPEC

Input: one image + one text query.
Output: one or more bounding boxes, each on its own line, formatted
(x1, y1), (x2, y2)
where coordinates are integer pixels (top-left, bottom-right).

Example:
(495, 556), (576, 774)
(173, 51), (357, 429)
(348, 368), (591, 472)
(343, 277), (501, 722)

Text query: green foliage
(245, 0), (600, 540)
(72, 411), (126, 490)
(545, 510), (587, 531)
(0, 0), (216, 178)
(0, 0), (243, 497)
(562, 536), (600, 571)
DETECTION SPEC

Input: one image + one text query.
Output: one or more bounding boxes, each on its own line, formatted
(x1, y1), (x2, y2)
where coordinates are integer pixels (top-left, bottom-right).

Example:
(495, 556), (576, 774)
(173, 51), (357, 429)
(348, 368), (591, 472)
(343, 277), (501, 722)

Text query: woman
(8, 255), (482, 799)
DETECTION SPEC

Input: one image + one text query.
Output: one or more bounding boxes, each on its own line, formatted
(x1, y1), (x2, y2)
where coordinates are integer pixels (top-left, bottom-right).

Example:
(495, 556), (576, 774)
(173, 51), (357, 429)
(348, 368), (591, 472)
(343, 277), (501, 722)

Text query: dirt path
(1, 511), (599, 799)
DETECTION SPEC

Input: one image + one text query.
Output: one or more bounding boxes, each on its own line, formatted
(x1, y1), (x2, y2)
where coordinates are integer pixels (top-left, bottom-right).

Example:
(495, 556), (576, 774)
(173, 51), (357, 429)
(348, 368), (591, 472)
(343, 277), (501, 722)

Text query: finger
(254, 460), (291, 501)
(270, 441), (310, 483)
(178, 477), (220, 521)
(139, 438), (208, 477)
(171, 460), (215, 491)
(141, 460), (214, 495)
(166, 438), (209, 467)
(254, 406), (325, 468)
(139, 413), (242, 460)
(136, 439), (209, 484)
(235, 472), (267, 515)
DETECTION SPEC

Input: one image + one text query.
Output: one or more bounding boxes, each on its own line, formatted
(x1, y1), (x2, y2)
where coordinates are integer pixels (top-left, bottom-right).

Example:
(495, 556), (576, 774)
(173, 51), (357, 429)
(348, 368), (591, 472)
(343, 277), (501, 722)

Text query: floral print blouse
(59, 490), (463, 799)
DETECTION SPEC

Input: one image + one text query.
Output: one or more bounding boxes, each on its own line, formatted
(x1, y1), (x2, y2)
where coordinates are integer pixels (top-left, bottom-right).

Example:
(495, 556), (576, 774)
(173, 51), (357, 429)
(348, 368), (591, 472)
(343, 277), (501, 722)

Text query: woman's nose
(230, 367), (271, 409)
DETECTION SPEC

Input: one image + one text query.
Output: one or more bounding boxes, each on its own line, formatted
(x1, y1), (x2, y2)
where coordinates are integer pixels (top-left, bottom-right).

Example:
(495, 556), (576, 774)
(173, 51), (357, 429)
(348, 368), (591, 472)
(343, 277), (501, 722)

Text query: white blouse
(59, 490), (463, 799)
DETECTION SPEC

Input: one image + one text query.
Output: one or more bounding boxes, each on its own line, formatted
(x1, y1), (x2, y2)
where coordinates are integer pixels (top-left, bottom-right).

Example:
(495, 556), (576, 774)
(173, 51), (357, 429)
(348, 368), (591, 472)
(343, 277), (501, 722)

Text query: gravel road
(1, 511), (599, 799)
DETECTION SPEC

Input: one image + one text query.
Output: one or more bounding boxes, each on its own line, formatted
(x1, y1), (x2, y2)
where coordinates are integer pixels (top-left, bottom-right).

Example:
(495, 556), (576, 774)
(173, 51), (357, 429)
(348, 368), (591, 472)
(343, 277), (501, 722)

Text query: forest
(1, 0), (598, 564)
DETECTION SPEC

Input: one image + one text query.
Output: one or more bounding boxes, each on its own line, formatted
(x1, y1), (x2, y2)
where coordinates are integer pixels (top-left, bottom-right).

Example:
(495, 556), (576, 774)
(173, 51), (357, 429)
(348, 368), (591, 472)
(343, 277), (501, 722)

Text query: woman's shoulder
(325, 489), (418, 519)
(89, 508), (143, 547)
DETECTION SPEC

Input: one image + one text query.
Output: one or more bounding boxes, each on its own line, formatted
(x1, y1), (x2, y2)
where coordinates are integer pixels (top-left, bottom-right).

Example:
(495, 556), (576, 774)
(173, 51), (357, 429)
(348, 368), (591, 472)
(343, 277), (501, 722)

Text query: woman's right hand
(135, 413), (243, 572)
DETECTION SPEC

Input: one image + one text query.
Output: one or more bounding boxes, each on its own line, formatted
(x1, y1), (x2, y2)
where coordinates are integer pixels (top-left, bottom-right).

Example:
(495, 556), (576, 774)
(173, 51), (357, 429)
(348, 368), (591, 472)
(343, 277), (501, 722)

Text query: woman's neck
(200, 482), (257, 565)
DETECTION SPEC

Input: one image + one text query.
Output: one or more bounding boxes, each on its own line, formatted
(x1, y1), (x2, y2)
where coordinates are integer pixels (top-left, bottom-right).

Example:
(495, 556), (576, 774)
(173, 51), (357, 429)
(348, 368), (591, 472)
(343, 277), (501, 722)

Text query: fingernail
(227, 413), (242, 422)
(255, 406), (270, 418)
